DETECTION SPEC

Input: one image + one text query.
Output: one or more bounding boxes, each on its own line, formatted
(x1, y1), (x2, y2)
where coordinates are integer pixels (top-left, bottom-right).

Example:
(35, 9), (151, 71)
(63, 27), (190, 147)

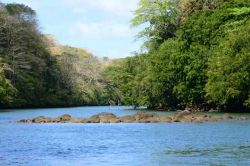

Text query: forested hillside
(0, 3), (117, 108)
(106, 0), (250, 111)
(0, 0), (250, 111)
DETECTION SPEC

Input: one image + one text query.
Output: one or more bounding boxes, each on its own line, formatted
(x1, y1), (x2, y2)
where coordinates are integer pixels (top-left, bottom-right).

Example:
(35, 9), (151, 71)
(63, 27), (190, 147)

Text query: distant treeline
(105, 0), (250, 111)
(0, 3), (118, 108)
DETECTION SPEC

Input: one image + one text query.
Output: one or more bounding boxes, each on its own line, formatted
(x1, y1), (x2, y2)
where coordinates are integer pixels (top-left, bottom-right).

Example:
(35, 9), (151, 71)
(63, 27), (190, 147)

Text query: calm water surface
(0, 106), (250, 166)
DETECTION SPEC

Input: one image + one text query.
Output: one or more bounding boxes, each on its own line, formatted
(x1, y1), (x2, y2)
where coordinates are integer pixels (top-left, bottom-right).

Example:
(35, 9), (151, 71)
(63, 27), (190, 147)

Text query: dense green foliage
(0, 3), (116, 108)
(1, 1), (249, 111)
(106, 0), (250, 111)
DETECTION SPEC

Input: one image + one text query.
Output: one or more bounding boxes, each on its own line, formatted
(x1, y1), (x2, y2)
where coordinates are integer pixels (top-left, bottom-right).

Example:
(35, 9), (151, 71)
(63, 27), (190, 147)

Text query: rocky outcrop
(17, 111), (239, 124)
(222, 113), (233, 120)
(59, 114), (72, 121)
(119, 115), (136, 123)
(238, 116), (249, 121)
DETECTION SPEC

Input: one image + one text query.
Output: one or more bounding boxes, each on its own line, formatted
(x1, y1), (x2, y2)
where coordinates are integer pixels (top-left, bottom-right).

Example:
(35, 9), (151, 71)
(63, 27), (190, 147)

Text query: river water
(0, 106), (250, 166)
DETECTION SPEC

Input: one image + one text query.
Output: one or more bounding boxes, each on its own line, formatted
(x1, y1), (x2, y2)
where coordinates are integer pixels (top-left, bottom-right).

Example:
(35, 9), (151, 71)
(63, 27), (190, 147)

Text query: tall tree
(131, 0), (179, 50)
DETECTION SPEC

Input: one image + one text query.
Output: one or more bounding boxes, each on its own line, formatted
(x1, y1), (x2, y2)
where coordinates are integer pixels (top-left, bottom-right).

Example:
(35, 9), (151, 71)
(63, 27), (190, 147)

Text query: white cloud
(5, 0), (142, 58)
(65, 0), (140, 39)
(63, 0), (138, 16)
(70, 21), (134, 39)
(72, 7), (86, 14)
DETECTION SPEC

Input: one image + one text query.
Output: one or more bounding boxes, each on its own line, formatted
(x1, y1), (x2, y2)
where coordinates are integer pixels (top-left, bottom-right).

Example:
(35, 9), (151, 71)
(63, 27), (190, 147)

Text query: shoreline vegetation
(0, 1), (250, 112)
(17, 111), (249, 124)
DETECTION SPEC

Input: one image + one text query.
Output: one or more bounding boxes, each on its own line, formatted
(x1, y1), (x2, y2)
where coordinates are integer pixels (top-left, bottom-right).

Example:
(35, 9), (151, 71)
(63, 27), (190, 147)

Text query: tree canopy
(0, 0), (249, 111)
(0, 3), (118, 108)
(106, 0), (250, 111)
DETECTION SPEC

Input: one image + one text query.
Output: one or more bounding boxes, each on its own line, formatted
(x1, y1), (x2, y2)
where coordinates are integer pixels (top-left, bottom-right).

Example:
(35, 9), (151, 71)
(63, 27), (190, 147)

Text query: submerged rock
(238, 116), (248, 121)
(17, 112), (238, 124)
(222, 114), (233, 120)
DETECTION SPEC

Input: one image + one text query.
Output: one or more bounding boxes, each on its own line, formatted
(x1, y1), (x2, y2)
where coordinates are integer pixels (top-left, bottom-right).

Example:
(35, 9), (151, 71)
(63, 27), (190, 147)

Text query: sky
(2, 0), (142, 58)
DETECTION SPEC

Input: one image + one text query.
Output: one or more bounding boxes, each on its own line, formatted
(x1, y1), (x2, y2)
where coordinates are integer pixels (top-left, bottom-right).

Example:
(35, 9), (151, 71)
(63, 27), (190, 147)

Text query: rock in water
(59, 114), (71, 121)
(120, 115), (136, 123)
(95, 112), (117, 118)
(238, 117), (248, 121)
(17, 112), (237, 124)
(222, 114), (233, 120)
(32, 116), (51, 123)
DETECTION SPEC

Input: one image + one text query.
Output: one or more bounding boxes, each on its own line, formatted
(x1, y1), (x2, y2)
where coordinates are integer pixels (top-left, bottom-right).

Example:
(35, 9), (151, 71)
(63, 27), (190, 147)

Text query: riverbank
(17, 111), (249, 124)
